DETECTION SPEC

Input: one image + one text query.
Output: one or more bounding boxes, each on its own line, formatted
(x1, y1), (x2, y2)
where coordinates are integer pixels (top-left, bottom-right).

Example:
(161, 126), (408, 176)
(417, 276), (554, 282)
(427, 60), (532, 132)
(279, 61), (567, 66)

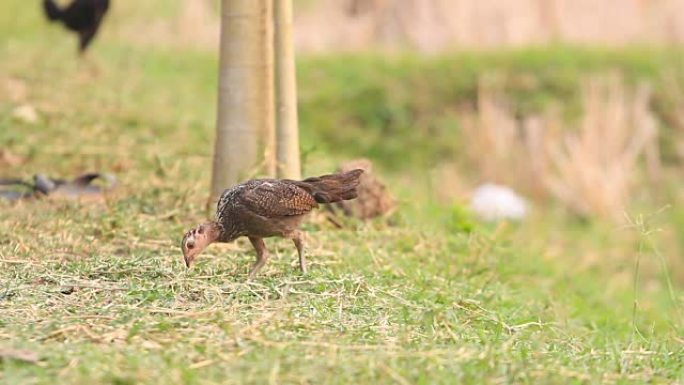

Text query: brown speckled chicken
(181, 169), (363, 278)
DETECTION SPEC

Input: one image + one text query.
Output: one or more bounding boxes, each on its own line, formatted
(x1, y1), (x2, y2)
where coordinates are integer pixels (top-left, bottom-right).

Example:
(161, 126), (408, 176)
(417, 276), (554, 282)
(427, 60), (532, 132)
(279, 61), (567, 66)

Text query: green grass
(297, 47), (684, 169)
(2, 204), (682, 384)
(1, 1), (684, 384)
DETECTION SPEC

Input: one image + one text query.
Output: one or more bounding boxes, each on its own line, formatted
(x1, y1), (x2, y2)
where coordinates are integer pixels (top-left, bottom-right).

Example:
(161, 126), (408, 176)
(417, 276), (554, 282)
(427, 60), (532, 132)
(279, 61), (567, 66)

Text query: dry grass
(294, 0), (684, 51)
(460, 75), (660, 221)
(100, 0), (684, 52)
(459, 77), (543, 197)
(660, 72), (684, 163)
(543, 76), (659, 221)
(106, 0), (219, 51)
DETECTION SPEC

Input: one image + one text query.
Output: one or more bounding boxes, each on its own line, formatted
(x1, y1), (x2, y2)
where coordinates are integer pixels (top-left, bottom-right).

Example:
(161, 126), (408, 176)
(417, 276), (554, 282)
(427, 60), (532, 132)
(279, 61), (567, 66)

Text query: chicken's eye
(187, 242), (195, 249)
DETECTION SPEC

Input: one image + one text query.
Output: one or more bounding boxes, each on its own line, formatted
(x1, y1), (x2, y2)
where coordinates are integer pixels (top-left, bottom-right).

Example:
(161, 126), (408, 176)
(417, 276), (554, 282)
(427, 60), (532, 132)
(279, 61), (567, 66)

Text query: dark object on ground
(0, 173), (116, 201)
(182, 169), (364, 279)
(326, 159), (394, 221)
(43, 0), (110, 53)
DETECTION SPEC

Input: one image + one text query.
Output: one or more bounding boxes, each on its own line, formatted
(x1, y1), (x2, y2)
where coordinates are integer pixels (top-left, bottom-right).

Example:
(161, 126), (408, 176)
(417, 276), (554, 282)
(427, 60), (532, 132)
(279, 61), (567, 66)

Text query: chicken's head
(181, 222), (218, 268)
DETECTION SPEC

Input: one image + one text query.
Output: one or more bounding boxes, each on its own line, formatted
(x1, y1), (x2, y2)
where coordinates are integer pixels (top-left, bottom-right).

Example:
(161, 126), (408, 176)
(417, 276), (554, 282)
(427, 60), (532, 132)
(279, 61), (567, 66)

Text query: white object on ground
(12, 104), (39, 124)
(470, 183), (528, 221)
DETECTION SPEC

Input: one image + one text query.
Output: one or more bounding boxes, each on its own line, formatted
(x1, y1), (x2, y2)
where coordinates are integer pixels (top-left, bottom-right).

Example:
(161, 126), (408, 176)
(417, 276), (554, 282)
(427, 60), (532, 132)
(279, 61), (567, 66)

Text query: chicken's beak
(184, 254), (193, 268)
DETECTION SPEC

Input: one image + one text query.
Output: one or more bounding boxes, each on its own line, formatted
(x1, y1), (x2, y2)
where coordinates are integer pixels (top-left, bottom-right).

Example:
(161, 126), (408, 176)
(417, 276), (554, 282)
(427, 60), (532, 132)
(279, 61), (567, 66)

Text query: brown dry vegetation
(459, 74), (661, 222)
(295, 0), (684, 51)
(104, 0), (684, 52)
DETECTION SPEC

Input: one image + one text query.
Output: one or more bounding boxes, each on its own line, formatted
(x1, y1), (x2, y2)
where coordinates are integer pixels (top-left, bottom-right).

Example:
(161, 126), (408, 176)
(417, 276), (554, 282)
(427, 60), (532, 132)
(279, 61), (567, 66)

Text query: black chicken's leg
(78, 27), (97, 54)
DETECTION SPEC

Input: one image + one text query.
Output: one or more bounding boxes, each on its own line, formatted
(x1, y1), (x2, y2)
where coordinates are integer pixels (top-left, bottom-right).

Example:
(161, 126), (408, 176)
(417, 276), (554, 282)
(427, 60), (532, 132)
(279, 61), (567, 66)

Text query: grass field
(1, 1), (684, 384)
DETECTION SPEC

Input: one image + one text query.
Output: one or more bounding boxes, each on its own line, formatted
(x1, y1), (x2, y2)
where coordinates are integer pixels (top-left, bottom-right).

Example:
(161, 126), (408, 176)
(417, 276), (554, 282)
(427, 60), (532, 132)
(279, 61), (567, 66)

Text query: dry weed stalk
(460, 78), (548, 199)
(660, 72), (684, 162)
(544, 76), (658, 220)
(461, 75), (659, 221)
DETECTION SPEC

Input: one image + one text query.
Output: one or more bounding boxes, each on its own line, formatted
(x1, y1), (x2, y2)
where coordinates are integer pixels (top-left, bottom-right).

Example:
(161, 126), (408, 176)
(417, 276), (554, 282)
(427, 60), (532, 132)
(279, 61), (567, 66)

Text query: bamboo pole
(210, 0), (265, 203)
(274, 0), (301, 179)
(261, 0), (277, 177)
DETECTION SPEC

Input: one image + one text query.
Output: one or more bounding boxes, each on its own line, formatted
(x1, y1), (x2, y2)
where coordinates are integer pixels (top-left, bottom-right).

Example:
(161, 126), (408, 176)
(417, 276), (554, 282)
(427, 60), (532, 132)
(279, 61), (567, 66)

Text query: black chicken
(43, 0), (110, 53)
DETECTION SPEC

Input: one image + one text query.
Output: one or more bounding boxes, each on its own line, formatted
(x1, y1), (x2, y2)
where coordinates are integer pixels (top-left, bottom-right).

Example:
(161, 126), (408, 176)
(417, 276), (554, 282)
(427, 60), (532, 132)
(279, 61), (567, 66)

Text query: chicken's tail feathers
(299, 169), (364, 204)
(43, 0), (62, 21)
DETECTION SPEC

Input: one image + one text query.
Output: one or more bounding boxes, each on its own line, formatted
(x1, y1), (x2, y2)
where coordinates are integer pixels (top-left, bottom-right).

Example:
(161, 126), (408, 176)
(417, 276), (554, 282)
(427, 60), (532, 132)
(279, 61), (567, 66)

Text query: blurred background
(2, 0), (684, 330)
(296, 0), (684, 51)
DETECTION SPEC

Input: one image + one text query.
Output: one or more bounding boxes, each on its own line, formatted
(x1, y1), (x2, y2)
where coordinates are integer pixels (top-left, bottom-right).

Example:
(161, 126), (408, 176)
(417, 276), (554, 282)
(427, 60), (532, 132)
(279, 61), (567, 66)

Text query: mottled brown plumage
(181, 169), (364, 278)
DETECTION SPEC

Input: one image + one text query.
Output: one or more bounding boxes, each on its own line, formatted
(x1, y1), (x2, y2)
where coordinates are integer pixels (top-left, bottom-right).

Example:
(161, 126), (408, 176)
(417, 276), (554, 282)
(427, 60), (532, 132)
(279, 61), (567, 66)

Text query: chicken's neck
(212, 218), (241, 243)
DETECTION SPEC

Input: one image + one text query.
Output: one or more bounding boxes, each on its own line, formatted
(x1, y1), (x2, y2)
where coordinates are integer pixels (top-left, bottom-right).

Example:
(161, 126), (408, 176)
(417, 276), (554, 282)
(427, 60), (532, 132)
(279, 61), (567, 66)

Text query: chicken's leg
(289, 230), (306, 274)
(78, 25), (99, 55)
(248, 237), (269, 279)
